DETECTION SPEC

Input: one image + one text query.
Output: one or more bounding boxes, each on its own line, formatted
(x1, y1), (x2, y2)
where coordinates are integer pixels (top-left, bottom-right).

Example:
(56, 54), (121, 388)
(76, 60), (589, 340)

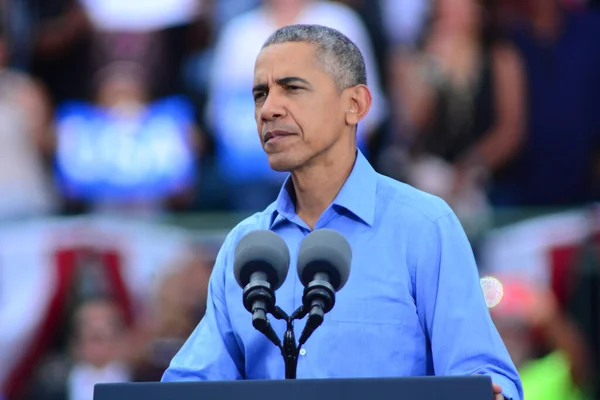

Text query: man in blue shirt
(162, 24), (522, 400)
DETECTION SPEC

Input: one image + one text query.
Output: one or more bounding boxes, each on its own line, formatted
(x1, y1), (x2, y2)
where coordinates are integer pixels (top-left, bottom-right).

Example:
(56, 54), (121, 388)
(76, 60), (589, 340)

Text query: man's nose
(260, 92), (286, 121)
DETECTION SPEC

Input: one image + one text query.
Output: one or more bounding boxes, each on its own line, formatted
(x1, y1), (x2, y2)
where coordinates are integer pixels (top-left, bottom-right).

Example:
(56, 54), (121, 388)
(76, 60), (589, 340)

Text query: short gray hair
(262, 24), (367, 91)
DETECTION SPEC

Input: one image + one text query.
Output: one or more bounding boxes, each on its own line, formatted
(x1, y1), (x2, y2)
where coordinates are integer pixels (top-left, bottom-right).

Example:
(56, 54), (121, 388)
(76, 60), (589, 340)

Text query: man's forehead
(254, 42), (319, 81)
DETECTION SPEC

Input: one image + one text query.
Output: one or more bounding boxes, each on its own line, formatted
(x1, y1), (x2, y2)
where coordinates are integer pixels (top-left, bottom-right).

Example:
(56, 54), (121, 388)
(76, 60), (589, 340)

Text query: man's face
(253, 42), (348, 172)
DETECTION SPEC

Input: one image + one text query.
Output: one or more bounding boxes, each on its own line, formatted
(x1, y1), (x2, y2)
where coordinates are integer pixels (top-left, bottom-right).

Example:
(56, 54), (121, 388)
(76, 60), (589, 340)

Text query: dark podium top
(94, 376), (494, 400)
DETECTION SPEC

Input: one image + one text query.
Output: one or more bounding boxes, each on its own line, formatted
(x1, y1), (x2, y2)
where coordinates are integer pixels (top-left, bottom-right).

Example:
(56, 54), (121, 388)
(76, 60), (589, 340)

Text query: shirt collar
(269, 149), (377, 229)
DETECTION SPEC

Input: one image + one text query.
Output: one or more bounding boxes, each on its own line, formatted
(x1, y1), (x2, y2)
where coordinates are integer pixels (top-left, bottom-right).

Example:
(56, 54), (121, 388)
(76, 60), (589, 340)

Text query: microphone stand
(252, 305), (314, 379)
(245, 282), (330, 379)
(271, 306), (305, 379)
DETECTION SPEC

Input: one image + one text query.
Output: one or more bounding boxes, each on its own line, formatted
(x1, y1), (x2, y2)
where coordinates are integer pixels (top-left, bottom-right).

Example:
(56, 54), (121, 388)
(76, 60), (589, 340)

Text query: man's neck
(291, 146), (357, 230)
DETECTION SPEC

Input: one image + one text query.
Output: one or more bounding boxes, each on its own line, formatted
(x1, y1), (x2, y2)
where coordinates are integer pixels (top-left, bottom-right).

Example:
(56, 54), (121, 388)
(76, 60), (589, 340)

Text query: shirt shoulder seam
(376, 190), (454, 224)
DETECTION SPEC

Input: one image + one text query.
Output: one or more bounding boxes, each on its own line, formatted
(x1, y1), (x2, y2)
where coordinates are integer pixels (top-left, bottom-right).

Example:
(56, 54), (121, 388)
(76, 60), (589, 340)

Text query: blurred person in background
(204, 0), (386, 212)
(483, 276), (593, 400)
(52, 61), (203, 216)
(66, 298), (132, 400)
(78, 0), (205, 99)
(565, 213), (600, 400)
(208, 0), (260, 31)
(0, 23), (60, 219)
(392, 0), (526, 232)
(334, 0), (431, 171)
(1, 0), (35, 71)
(27, 0), (209, 105)
(377, 0), (432, 49)
(336, 0), (432, 85)
(129, 248), (213, 382)
(490, 0), (600, 207)
(28, 0), (94, 104)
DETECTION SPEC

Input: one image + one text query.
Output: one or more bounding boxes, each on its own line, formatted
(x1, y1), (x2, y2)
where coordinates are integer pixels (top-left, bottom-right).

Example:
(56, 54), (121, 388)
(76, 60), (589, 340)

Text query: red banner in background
(0, 216), (217, 399)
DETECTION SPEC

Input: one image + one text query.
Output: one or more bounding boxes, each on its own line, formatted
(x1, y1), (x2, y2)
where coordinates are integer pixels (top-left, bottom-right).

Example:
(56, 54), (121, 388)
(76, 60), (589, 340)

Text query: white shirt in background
(67, 362), (130, 400)
(0, 69), (58, 219)
(78, 0), (204, 31)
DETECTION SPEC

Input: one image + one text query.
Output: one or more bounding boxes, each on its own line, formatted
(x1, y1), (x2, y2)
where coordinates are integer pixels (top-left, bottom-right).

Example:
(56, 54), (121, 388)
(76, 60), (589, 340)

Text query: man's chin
(266, 154), (298, 172)
(268, 162), (294, 172)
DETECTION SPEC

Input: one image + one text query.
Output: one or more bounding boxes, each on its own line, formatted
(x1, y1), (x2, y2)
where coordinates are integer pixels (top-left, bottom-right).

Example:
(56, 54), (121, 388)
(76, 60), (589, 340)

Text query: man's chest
(224, 225), (429, 377)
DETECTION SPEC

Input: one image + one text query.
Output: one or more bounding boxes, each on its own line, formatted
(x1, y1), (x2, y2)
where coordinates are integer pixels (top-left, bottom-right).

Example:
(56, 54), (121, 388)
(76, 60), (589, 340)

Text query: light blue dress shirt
(162, 150), (523, 400)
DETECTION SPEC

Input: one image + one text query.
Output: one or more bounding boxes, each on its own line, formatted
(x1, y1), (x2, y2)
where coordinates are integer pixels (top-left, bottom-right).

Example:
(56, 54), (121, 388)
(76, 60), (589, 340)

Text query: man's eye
(254, 92), (266, 101)
(287, 85), (301, 91)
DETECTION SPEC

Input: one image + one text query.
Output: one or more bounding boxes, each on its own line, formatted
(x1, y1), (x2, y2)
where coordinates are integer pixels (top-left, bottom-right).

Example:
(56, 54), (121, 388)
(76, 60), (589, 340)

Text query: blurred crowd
(1, 0), (600, 399)
(1, 0), (600, 219)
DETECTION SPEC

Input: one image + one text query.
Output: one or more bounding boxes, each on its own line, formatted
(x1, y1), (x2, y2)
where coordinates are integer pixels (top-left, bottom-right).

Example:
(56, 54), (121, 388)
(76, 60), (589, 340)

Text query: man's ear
(344, 84), (372, 127)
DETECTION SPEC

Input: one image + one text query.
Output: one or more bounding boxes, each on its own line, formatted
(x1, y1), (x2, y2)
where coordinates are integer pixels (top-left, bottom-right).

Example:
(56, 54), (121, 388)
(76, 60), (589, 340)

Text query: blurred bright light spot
(480, 276), (504, 308)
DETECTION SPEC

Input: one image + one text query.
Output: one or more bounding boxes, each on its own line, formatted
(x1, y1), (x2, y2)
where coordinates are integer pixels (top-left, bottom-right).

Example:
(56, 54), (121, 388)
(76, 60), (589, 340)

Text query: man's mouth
(264, 130), (294, 143)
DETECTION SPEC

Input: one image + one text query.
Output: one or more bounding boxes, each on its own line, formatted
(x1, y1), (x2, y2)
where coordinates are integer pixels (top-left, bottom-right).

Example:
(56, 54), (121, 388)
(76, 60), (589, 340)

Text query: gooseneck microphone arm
(245, 293), (301, 378)
(251, 305), (319, 379)
(298, 271), (335, 345)
(241, 270), (283, 351)
(265, 304), (317, 379)
(243, 290), (339, 379)
(270, 306), (301, 379)
(274, 300), (329, 378)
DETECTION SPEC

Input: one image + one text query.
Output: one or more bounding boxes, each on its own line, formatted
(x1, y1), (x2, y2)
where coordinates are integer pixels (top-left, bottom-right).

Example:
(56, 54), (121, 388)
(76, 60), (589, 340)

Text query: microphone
(234, 230), (290, 344)
(296, 229), (351, 345)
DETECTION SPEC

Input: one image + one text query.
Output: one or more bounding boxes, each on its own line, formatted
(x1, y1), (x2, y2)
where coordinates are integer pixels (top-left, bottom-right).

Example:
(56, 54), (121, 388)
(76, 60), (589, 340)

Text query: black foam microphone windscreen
(297, 228), (351, 292)
(234, 229), (290, 291)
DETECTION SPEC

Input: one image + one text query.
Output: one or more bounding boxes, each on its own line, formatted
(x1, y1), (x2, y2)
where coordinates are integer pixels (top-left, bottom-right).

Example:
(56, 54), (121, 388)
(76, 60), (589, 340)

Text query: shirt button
(299, 349), (307, 356)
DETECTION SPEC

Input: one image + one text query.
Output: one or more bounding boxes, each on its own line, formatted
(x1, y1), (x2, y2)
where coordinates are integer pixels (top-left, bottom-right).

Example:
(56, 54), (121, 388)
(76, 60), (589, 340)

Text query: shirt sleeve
(161, 235), (245, 381)
(414, 212), (524, 400)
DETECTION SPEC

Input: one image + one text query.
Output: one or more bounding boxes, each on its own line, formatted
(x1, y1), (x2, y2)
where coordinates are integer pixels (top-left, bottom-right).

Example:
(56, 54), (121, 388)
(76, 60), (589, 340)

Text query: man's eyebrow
(252, 83), (268, 93)
(276, 76), (311, 87)
(252, 76), (311, 93)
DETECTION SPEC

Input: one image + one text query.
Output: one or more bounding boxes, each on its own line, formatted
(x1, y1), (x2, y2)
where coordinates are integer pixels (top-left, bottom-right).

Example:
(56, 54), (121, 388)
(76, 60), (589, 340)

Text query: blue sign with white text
(54, 96), (196, 201)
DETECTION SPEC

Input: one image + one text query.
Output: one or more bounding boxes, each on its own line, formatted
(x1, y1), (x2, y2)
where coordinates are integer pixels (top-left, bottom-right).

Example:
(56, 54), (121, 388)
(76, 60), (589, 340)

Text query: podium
(94, 376), (494, 400)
